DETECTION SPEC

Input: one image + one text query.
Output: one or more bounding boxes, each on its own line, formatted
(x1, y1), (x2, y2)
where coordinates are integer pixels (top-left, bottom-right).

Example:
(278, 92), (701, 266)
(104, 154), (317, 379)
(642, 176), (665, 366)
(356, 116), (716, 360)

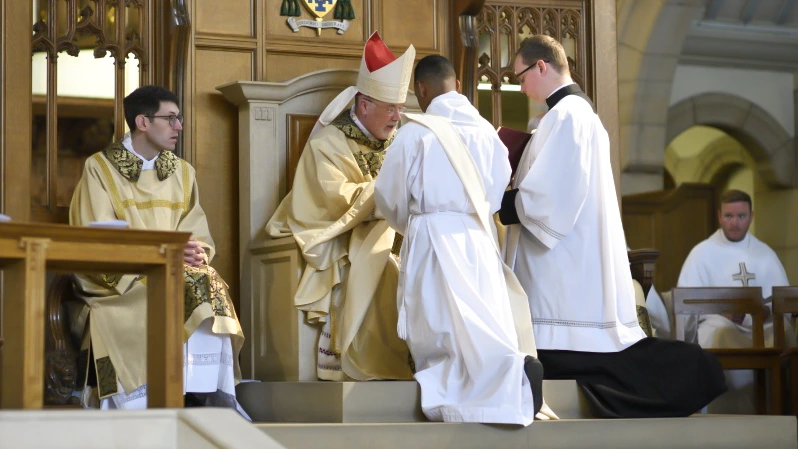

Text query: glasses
(514, 60), (548, 80)
(363, 97), (405, 115)
(147, 114), (184, 128)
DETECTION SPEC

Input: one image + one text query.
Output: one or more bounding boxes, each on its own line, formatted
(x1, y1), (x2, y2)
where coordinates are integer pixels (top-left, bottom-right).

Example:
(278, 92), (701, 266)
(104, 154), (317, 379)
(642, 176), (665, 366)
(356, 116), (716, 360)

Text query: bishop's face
(719, 201), (753, 242)
(357, 96), (403, 141)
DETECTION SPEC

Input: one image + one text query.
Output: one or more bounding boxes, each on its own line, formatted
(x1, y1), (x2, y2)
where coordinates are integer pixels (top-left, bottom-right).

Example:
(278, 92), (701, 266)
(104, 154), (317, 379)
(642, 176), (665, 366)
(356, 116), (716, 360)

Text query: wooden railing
(0, 222), (188, 409)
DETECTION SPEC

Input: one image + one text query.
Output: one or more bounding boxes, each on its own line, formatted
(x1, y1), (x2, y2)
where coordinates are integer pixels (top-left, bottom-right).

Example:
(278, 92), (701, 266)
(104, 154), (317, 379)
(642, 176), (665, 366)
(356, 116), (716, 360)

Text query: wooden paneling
(1, 0), (32, 221)
(192, 48), (254, 311)
(262, 0), (450, 82)
(196, 0), (253, 37)
(381, 0), (442, 51)
(286, 114), (318, 191)
(264, 0), (367, 42)
(266, 53), (360, 82)
(622, 183), (718, 291)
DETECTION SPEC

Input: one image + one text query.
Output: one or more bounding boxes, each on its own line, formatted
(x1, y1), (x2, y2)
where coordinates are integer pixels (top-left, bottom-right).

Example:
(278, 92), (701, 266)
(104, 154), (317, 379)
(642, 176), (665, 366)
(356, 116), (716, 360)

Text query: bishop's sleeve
(515, 110), (591, 249)
(374, 132), (412, 235)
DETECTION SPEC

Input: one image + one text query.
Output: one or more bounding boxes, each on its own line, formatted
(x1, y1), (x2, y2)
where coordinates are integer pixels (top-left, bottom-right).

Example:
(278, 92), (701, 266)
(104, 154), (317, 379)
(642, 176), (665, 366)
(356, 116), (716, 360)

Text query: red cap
(363, 32), (397, 72)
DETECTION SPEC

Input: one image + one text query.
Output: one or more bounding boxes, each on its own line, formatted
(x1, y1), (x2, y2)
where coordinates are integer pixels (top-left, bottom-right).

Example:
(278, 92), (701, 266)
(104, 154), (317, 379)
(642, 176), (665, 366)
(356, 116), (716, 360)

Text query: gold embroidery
(180, 160), (191, 218)
(183, 265), (239, 323)
(331, 110), (394, 151)
(330, 111), (392, 178)
(95, 356), (118, 398)
(120, 199), (187, 211)
(94, 153), (127, 221)
(102, 141), (180, 182)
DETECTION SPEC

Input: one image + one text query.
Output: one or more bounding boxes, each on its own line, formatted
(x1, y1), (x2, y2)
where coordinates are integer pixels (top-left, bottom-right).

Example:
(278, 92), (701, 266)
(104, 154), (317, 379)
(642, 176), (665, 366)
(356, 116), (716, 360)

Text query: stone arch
(617, 0), (704, 188)
(667, 93), (794, 188)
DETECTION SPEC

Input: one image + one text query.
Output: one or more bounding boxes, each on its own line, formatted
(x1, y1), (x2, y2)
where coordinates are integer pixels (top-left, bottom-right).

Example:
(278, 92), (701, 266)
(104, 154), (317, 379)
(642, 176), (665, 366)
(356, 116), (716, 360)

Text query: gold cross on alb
(732, 262), (756, 286)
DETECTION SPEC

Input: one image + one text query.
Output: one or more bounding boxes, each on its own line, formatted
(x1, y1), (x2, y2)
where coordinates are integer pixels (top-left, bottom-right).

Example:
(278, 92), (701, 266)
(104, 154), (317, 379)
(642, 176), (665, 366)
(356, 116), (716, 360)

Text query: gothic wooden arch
(667, 92), (794, 189)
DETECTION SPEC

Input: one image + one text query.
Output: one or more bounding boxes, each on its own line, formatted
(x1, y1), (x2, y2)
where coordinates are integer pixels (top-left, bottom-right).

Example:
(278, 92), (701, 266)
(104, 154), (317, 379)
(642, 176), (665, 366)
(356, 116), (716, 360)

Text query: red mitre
(363, 32), (397, 72)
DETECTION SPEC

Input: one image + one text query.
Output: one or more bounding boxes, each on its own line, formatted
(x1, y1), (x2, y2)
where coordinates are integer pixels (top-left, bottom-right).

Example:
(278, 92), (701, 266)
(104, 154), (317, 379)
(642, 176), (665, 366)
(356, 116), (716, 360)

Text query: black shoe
(524, 355), (544, 416)
(184, 393), (205, 407)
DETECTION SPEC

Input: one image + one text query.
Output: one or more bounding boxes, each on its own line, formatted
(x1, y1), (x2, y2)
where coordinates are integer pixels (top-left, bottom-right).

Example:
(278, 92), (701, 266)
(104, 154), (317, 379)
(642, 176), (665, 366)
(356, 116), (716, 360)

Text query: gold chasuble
(70, 143), (244, 398)
(267, 111), (413, 381)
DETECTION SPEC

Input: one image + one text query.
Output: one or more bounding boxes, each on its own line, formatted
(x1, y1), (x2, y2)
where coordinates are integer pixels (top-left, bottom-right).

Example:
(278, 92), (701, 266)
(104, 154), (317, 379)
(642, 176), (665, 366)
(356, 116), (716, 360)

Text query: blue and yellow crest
(303, 0), (337, 19)
(281, 0), (355, 21)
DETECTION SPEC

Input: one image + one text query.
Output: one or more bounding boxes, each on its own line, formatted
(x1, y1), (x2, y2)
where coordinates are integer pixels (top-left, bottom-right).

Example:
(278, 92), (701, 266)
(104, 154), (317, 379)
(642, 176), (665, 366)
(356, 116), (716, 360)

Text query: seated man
(499, 35), (727, 418)
(266, 32), (415, 381)
(374, 55), (546, 425)
(678, 188), (796, 413)
(69, 85), (246, 414)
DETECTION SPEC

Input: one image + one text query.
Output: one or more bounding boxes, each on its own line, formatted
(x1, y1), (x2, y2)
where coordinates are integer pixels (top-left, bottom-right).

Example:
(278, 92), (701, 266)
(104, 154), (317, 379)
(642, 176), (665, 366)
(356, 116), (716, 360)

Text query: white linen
(98, 318), (249, 419)
(374, 91), (536, 425)
(505, 92), (645, 352)
(678, 229), (795, 413)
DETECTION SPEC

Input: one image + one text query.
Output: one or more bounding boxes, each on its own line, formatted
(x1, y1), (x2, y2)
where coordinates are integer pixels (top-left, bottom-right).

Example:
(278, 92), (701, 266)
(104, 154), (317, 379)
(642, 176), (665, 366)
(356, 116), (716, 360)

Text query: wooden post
(0, 0), (32, 221)
(1, 238), (49, 409)
(145, 243), (185, 408)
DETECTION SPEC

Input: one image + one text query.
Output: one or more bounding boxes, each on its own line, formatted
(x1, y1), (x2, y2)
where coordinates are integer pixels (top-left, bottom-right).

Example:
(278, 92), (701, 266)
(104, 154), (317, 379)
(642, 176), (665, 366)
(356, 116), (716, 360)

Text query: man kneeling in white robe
(678, 189), (796, 414)
(374, 55), (547, 425)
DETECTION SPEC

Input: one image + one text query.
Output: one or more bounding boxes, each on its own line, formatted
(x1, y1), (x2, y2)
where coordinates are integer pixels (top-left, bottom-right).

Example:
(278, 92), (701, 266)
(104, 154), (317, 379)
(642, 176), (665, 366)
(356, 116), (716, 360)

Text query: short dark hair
(720, 189), (752, 210)
(516, 35), (569, 75)
(123, 85), (180, 132)
(413, 55), (455, 85)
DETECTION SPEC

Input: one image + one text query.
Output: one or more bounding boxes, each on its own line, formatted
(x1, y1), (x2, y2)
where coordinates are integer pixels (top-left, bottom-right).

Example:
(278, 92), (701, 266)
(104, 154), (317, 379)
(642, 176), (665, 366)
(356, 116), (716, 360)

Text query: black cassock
(539, 337), (727, 418)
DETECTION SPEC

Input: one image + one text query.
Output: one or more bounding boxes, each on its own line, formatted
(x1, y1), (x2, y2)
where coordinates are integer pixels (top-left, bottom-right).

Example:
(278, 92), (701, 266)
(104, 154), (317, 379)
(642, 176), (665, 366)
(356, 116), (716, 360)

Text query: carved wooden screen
(30, 0), (151, 223)
(475, 1), (590, 129)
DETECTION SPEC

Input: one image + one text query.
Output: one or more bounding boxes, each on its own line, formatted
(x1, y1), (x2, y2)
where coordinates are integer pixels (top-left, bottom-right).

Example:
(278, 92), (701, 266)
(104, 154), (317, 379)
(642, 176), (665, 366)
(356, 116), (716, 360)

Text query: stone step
(236, 379), (592, 423)
(255, 415), (798, 449)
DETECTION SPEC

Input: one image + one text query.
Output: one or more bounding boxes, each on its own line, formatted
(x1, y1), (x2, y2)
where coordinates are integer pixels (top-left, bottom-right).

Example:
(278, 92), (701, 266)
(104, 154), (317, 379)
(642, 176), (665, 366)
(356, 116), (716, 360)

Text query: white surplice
(505, 91), (645, 353)
(374, 91), (537, 425)
(678, 229), (795, 413)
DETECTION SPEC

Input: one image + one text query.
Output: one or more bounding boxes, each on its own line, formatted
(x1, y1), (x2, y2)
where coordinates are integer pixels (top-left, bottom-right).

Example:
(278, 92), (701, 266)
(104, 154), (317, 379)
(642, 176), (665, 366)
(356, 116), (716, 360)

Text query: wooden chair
(672, 286), (782, 414)
(43, 273), (82, 406)
(772, 286), (798, 415)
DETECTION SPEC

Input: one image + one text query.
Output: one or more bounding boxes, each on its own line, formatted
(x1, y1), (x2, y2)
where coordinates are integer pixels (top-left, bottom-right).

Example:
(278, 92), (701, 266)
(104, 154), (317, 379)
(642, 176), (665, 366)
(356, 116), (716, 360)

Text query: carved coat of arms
(280, 0), (355, 36)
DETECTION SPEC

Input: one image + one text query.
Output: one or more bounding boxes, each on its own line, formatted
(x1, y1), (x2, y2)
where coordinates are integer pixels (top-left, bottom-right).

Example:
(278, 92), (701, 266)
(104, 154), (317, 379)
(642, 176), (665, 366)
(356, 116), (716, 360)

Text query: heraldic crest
(280, 0), (355, 36)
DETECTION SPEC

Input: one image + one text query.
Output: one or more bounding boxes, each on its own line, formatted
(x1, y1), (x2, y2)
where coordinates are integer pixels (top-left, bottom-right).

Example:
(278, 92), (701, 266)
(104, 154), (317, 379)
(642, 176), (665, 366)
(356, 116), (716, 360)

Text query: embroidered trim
(532, 318), (640, 329)
(102, 141), (180, 182)
(114, 384), (147, 404)
(318, 347), (337, 356)
(331, 110), (393, 151)
(94, 153), (127, 221)
(186, 353), (234, 367)
(180, 160), (191, 218)
(528, 217), (564, 240)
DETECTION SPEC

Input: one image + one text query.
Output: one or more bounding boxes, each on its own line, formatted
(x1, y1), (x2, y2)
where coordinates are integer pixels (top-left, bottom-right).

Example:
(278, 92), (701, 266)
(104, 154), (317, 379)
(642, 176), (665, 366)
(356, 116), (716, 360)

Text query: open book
(497, 126), (534, 176)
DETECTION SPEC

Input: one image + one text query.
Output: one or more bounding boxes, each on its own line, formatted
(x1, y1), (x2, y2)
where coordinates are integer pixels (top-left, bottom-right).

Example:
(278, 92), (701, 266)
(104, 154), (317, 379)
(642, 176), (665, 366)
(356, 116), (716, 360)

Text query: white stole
(403, 112), (537, 357)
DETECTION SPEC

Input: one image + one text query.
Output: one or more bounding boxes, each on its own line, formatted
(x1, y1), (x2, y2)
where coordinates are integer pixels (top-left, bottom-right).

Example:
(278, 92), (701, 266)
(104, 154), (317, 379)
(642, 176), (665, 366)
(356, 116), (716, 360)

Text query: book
(497, 126), (533, 176)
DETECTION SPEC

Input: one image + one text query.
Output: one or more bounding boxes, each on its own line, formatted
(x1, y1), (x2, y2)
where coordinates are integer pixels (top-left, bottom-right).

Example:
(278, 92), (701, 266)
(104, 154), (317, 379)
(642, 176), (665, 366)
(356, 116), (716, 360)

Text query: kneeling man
(375, 55), (546, 425)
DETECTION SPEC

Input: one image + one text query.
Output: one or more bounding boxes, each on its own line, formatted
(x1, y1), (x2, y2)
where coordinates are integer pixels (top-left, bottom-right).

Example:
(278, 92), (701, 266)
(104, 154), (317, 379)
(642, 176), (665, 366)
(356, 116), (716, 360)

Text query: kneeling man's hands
(184, 238), (206, 267)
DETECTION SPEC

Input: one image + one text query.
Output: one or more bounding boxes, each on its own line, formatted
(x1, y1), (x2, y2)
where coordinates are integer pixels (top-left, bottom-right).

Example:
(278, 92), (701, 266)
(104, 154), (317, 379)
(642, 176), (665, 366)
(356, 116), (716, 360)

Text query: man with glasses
(69, 85), (247, 416)
(267, 32), (416, 381)
(498, 35), (726, 417)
